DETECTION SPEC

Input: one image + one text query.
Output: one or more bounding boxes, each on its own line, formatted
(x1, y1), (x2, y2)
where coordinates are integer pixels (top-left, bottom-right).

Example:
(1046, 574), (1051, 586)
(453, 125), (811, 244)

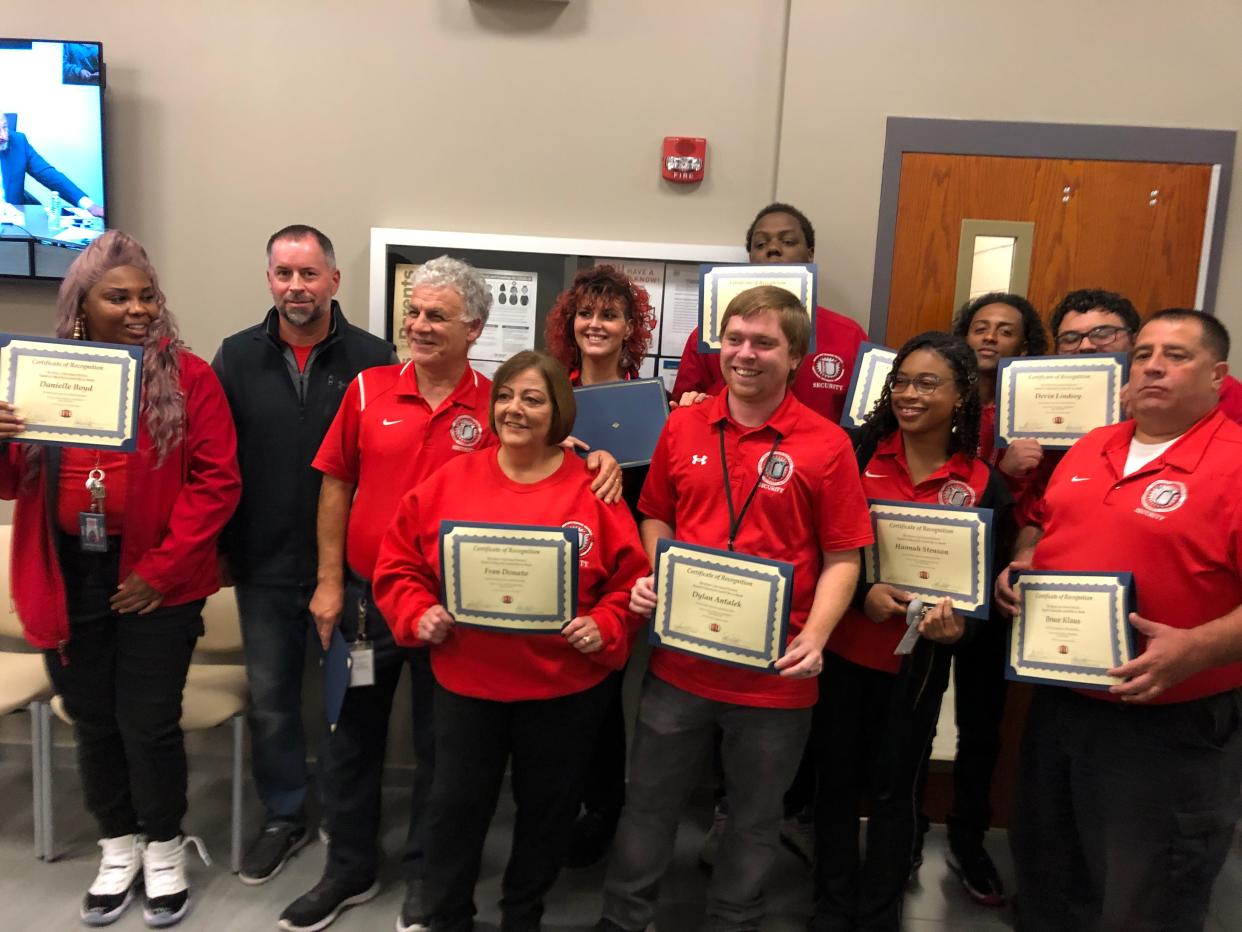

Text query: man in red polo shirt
(996, 309), (1242, 932)
(595, 286), (873, 932)
(671, 201), (867, 423)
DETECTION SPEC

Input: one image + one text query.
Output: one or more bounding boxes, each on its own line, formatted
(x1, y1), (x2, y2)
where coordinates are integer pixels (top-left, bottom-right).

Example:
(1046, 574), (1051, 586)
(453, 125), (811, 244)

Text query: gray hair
(409, 255), (491, 326)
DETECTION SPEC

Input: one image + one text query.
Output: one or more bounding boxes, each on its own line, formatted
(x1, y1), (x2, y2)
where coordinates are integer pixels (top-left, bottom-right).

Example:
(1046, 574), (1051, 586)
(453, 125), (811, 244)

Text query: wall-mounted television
(0, 38), (107, 280)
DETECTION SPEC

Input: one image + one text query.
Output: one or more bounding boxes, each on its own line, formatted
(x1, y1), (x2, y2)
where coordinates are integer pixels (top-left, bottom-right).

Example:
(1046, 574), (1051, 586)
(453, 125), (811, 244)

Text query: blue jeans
(601, 674), (811, 932)
(234, 582), (317, 826)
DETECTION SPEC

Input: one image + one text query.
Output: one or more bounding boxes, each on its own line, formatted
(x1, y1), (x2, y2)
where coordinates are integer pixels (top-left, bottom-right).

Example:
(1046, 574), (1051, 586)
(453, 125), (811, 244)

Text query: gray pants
(601, 674), (812, 932)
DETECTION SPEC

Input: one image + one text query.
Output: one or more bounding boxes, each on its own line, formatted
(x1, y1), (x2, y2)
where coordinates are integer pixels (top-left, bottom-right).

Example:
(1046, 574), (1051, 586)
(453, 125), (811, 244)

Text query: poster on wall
(472, 268), (539, 363)
(659, 263), (700, 359)
(594, 258), (666, 357)
(391, 263), (418, 362)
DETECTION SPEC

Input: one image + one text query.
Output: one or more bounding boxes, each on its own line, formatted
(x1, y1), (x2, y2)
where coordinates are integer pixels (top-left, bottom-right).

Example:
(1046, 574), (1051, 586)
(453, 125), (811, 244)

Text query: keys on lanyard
(79, 467), (109, 552)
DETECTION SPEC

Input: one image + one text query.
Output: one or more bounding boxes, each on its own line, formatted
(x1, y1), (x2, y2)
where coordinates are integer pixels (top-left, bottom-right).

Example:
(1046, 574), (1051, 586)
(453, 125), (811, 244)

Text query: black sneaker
(566, 809), (619, 869)
(396, 879), (429, 932)
(239, 823), (310, 885)
(947, 847), (1006, 907)
(279, 877), (380, 932)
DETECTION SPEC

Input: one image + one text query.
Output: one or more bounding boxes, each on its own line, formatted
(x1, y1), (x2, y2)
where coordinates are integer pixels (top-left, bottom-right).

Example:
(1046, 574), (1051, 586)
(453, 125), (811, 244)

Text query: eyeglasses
(889, 374), (945, 395)
(1056, 325), (1131, 348)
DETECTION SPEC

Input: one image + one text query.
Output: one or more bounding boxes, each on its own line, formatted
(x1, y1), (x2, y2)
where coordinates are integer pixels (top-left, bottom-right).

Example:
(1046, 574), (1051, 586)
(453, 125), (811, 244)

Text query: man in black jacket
(212, 225), (395, 885)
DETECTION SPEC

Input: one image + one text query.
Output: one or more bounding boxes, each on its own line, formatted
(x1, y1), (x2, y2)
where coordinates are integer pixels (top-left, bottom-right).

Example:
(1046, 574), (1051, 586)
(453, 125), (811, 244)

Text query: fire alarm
(662, 137), (706, 183)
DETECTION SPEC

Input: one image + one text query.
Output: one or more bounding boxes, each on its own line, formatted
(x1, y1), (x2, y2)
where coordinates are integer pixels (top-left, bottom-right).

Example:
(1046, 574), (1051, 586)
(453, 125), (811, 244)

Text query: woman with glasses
(810, 332), (1014, 932)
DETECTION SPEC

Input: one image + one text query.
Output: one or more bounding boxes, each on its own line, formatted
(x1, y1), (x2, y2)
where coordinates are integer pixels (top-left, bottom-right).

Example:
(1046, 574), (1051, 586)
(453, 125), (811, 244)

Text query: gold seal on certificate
(995, 354), (1126, 449)
(697, 263), (816, 352)
(840, 342), (897, 428)
(0, 334), (143, 451)
(439, 521), (579, 633)
(649, 539), (793, 672)
(863, 500), (993, 617)
(1006, 571), (1137, 690)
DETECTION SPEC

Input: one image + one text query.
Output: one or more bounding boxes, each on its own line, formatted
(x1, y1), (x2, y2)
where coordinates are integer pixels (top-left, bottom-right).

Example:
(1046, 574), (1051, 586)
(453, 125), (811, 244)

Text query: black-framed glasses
(889, 374), (945, 395)
(1056, 325), (1131, 348)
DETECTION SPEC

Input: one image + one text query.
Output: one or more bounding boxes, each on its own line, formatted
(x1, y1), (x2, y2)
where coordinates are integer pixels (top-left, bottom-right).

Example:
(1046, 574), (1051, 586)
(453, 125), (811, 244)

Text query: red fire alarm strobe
(662, 136), (706, 183)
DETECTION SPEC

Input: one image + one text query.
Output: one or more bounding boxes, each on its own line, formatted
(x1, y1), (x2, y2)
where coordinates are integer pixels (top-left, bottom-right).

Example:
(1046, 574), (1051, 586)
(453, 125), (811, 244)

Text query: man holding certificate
(996, 310), (1242, 932)
(596, 286), (873, 932)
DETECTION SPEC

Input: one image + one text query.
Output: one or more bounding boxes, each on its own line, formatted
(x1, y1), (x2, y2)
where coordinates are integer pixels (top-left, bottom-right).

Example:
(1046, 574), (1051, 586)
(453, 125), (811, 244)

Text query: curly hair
(1049, 288), (1140, 339)
(408, 255), (491, 325)
(951, 291), (1048, 357)
(856, 331), (981, 458)
(53, 231), (186, 463)
(543, 265), (656, 377)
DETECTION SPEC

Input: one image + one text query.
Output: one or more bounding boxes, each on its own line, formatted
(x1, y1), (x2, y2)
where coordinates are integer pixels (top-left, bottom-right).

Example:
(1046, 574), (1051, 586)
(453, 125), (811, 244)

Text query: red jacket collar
(1101, 405), (1229, 477)
(396, 361), (483, 409)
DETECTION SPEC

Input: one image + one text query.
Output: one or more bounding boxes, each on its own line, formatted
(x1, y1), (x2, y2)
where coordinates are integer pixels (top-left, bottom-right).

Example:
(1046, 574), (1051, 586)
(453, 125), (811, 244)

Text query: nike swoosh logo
(382, 418), (403, 426)
(1070, 476), (1091, 482)
(864, 470), (886, 478)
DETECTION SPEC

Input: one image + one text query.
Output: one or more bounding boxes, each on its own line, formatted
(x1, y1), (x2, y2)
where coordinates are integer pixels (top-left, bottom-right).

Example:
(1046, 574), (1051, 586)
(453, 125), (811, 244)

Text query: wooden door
(885, 153), (1213, 347)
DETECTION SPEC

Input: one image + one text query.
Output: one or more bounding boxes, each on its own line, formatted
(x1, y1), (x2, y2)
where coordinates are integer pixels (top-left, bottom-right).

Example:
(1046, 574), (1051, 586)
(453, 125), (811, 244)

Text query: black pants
(1010, 685), (1242, 932)
(45, 543), (203, 842)
(319, 576), (435, 887)
(577, 668), (626, 818)
(812, 644), (952, 932)
(424, 677), (612, 932)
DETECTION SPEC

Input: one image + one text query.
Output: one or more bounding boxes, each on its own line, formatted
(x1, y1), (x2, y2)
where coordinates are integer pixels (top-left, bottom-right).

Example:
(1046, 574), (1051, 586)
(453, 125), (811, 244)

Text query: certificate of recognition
(863, 500), (993, 618)
(697, 263), (817, 353)
(572, 378), (668, 468)
(0, 334), (143, 451)
(650, 539), (792, 672)
(995, 354), (1126, 449)
(439, 521), (578, 633)
(1006, 571), (1137, 690)
(840, 342), (897, 428)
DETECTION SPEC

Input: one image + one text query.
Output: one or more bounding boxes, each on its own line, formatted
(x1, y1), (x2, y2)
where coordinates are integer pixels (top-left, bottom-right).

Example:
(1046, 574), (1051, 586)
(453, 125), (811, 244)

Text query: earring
(72, 315), (85, 340)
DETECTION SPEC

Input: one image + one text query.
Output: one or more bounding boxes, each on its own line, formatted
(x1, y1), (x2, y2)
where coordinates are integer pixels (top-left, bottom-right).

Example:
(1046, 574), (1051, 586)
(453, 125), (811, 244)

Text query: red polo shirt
(671, 306), (867, 423)
(828, 432), (995, 674)
(1220, 374), (1242, 424)
(639, 390), (873, 708)
(1033, 407), (1242, 704)
(313, 362), (494, 580)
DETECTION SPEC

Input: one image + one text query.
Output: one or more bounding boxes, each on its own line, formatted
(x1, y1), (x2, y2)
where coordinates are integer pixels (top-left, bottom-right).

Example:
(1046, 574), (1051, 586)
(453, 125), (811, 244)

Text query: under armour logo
(691, 455), (709, 465)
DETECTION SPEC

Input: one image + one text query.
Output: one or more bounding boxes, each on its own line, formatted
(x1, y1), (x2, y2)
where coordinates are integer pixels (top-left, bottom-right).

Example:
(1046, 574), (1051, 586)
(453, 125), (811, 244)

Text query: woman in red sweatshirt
(373, 350), (648, 932)
(0, 231), (240, 928)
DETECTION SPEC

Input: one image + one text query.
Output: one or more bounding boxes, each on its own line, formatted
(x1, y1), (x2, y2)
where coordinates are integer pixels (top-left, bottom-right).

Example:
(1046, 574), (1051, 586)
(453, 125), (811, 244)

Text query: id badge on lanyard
(349, 594), (375, 687)
(79, 465), (108, 552)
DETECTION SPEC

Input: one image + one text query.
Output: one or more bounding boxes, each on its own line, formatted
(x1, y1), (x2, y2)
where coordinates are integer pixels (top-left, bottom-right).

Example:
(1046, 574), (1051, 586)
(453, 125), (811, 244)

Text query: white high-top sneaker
(140, 835), (210, 928)
(81, 834), (143, 926)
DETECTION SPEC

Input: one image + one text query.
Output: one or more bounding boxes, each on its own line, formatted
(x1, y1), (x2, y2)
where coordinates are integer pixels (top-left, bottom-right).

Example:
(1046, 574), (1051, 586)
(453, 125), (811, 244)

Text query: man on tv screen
(0, 111), (104, 217)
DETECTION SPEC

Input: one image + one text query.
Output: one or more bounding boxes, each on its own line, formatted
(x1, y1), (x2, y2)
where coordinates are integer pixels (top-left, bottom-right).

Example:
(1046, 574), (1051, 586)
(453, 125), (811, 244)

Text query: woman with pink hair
(0, 231), (240, 928)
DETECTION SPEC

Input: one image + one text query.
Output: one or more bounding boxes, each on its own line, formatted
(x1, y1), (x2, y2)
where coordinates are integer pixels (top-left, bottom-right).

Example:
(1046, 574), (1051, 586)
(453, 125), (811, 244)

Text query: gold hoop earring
(73, 315), (85, 340)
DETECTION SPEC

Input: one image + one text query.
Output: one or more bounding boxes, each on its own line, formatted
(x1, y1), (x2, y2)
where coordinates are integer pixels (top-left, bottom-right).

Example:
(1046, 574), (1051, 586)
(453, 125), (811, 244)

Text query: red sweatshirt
(373, 449), (649, 701)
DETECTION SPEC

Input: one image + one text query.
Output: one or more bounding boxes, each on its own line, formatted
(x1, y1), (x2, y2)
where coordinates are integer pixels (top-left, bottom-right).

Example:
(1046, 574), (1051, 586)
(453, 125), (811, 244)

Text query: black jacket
(212, 302), (396, 586)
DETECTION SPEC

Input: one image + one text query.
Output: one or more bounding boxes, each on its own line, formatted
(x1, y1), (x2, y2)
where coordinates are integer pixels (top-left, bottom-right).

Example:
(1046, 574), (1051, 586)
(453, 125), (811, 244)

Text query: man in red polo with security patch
(996, 309), (1242, 932)
(671, 202), (867, 423)
(596, 285), (873, 932)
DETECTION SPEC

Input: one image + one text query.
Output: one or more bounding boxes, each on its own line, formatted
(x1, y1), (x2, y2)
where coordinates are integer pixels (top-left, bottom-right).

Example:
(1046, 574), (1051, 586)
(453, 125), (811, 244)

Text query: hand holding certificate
(439, 521), (579, 633)
(0, 333), (143, 451)
(995, 354), (1126, 449)
(649, 539), (792, 672)
(1006, 571), (1137, 690)
(697, 263), (817, 353)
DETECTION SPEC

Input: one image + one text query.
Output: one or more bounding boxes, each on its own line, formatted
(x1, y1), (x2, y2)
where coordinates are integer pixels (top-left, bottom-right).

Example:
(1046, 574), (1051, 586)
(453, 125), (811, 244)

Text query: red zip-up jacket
(0, 348), (241, 650)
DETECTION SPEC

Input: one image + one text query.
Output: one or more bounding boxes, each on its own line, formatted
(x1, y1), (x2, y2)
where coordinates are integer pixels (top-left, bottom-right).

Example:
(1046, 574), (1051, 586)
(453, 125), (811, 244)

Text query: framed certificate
(1006, 571), (1136, 691)
(649, 539), (792, 672)
(864, 500), (993, 618)
(439, 521), (579, 633)
(0, 334), (143, 451)
(995, 353), (1126, 449)
(840, 342), (897, 428)
(571, 378), (668, 468)
(696, 263), (817, 353)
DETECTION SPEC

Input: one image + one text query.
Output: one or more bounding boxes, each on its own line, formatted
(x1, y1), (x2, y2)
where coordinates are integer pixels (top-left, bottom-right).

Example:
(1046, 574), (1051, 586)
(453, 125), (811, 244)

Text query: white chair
(45, 588), (249, 871)
(0, 524), (56, 859)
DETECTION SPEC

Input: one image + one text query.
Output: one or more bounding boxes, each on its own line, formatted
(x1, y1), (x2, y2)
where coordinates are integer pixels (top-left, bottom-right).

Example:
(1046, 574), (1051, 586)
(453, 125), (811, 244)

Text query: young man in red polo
(596, 286), (873, 932)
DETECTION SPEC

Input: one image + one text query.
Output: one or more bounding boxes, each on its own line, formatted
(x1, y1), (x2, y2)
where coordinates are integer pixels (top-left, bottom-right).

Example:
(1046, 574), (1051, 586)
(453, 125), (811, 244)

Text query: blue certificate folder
(696, 263), (818, 353)
(0, 333), (143, 451)
(571, 378), (668, 468)
(320, 628), (351, 730)
(1006, 571), (1137, 691)
(438, 521), (579, 634)
(649, 539), (793, 673)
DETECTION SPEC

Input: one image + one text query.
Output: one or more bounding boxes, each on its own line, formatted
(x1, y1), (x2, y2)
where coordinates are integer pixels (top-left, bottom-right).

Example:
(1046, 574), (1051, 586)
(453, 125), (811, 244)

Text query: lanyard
(717, 423), (781, 552)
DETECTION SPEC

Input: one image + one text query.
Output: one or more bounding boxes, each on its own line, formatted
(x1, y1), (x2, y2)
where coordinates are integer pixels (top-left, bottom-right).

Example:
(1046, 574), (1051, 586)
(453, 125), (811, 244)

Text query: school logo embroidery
(450, 415), (483, 449)
(938, 480), (976, 507)
(812, 353), (845, 383)
(562, 521), (594, 557)
(758, 451), (795, 489)
(1141, 480), (1187, 514)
